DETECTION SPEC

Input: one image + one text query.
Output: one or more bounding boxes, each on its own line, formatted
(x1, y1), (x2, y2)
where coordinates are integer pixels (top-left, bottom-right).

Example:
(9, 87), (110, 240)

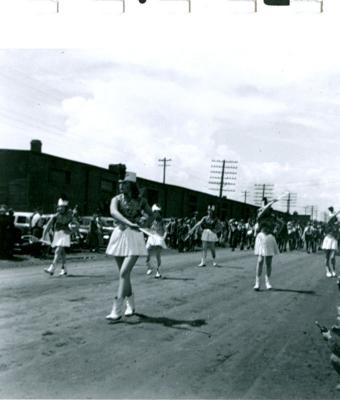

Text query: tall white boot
(106, 297), (125, 321)
(265, 275), (272, 290)
(59, 265), (68, 276)
(146, 260), (153, 276)
(125, 294), (135, 317)
(198, 257), (206, 267)
(44, 264), (55, 276)
(253, 277), (260, 291)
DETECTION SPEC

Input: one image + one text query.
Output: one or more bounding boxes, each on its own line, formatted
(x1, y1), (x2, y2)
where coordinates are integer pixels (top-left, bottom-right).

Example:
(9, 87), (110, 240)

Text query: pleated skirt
(322, 234), (338, 251)
(202, 229), (218, 243)
(146, 234), (167, 249)
(106, 227), (148, 257)
(51, 230), (71, 248)
(254, 233), (279, 256)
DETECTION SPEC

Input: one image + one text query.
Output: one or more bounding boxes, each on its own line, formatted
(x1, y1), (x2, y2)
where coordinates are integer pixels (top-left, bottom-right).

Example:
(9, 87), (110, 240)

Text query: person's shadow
(161, 276), (195, 281)
(109, 313), (210, 336)
(271, 288), (316, 295)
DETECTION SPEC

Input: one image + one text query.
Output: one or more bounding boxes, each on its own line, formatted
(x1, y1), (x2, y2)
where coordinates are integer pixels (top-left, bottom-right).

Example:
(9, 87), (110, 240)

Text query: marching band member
(145, 204), (167, 279)
(253, 221), (279, 291)
(188, 206), (220, 267)
(322, 207), (340, 278)
(105, 172), (153, 322)
(43, 198), (77, 276)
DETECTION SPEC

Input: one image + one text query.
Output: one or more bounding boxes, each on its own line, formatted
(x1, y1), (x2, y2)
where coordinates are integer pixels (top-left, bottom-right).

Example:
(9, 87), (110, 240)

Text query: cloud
(2, 12), (340, 218)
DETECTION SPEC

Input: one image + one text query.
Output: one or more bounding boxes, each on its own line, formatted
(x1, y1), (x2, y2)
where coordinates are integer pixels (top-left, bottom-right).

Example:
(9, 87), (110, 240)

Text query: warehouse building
(0, 140), (277, 220)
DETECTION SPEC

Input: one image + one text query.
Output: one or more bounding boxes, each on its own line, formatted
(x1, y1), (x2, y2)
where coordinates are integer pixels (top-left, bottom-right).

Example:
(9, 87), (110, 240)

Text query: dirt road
(0, 249), (339, 398)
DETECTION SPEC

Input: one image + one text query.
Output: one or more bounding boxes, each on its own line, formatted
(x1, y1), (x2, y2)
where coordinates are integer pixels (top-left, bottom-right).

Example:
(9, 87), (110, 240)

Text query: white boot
(125, 294), (135, 317)
(265, 275), (272, 290)
(146, 261), (153, 275)
(44, 264), (55, 276)
(155, 269), (162, 279)
(198, 258), (206, 267)
(106, 297), (125, 321)
(59, 266), (68, 276)
(253, 277), (260, 291)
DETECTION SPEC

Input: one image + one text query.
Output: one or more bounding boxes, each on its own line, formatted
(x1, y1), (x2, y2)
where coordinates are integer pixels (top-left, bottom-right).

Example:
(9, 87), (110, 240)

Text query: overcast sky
(0, 1), (340, 218)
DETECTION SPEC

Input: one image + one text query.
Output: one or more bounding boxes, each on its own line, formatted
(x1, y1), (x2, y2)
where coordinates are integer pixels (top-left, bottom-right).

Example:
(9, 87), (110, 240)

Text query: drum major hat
(152, 204), (162, 212)
(119, 171), (137, 183)
(57, 198), (69, 207)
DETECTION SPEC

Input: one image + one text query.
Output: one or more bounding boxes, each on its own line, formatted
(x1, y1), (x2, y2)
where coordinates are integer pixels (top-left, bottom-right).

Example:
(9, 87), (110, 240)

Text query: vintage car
(13, 212), (34, 235)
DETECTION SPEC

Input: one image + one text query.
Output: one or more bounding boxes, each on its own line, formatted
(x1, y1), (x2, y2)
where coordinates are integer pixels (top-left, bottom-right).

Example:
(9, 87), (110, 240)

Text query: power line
(158, 157), (171, 218)
(253, 184), (274, 205)
(241, 190), (250, 203)
(279, 192), (297, 214)
(209, 160), (238, 198)
(158, 157), (172, 185)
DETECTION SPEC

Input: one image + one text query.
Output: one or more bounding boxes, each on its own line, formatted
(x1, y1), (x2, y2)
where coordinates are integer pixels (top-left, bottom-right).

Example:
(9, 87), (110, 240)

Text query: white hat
(119, 171), (137, 183)
(152, 204), (162, 212)
(57, 198), (69, 207)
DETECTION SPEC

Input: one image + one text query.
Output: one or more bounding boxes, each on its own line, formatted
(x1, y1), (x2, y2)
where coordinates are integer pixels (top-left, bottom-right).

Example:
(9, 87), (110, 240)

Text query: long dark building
(0, 139), (285, 221)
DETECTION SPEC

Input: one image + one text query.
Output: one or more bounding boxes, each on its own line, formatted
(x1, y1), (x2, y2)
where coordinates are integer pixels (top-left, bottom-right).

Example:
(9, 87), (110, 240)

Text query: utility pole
(158, 157), (171, 184)
(209, 160), (238, 217)
(242, 190), (250, 203)
(280, 192), (297, 214)
(158, 157), (171, 217)
(253, 184), (274, 206)
(305, 205), (318, 220)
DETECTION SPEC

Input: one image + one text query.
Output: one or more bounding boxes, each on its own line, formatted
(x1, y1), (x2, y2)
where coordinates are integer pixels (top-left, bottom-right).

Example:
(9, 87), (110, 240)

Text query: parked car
(100, 217), (115, 244)
(77, 216), (115, 247)
(14, 234), (50, 257)
(13, 212), (33, 235)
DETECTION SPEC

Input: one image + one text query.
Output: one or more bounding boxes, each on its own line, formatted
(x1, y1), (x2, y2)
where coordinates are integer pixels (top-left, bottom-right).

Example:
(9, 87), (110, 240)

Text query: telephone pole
(280, 192), (297, 214)
(242, 190), (250, 203)
(209, 160), (238, 197)
(253, 184), (274, 206)
(209, 160), (238, 216)
(158, 157), (171, 217)
(305, 205), (318, 220)
(158, 157), (171, 184)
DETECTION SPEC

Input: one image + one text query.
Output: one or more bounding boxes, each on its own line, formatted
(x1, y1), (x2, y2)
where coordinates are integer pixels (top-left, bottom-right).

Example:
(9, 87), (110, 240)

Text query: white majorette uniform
(43, 198), (76, 276)
(47, 209), (73, 248)
(201, 216), (219, 242)
(322, 235), (338, 251)
(254, 232), (279, 256)
(322, 210), (338, 251)
(106, 193), (148, 257)
(146, 220), (167, 249)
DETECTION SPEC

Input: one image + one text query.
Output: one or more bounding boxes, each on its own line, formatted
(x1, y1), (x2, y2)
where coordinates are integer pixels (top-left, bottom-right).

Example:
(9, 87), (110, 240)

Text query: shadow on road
(271, 288), (316, 295)
(115, 313), (210, 336)
(132, 313), (206, 328)
(161, 276), (195, 281)
(66, 274), (107, 278)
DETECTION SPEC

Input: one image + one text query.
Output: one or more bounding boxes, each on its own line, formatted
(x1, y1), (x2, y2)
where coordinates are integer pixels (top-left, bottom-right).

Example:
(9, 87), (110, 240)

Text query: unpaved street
(0, 249), (339, 399)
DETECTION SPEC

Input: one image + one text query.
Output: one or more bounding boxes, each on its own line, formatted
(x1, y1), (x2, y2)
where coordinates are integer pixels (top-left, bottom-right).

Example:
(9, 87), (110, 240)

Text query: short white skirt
(254, 233), (279, 256)
(202, 229), (218, 243)
(106, 227), (147, 257)
(52, 230), (71, 248)
(322, 234), (338, 251)
(146, 234), (167, 249)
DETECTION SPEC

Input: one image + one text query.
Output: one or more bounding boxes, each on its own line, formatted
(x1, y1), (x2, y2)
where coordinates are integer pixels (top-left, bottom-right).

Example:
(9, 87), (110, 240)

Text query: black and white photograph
(1, 0), (340, 398)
